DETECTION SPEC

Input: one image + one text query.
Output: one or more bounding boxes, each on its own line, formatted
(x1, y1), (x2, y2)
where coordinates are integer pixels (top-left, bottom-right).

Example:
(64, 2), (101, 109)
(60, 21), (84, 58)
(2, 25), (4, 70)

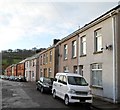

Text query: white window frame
(81, 36), (86, 55)
(91, 63), (102, 87)
(94, 28), (102, 52)
(72, 40), (77, 58)
(64, 44), (68, 60)
(63, 66), (69, 73)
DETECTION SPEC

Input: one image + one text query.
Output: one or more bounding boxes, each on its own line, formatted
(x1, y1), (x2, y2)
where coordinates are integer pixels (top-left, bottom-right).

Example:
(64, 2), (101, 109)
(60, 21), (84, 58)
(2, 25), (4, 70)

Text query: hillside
(2, 48), (46, 74)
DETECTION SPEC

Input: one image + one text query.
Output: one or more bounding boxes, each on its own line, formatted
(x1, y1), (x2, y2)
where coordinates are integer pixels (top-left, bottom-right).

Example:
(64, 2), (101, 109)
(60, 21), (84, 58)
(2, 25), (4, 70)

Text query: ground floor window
(40, 69), (43, 77)
(32, 71), (34, 78)
(48, 68), (52, 77)
(73, 66), (77, 73)
(91, 63), (102, 87)
(63, 66), (69, 73)
(79, 65), (83, 76)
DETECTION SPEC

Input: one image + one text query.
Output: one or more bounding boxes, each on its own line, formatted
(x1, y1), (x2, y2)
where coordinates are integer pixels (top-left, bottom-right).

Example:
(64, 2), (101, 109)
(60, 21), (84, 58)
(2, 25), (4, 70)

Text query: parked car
(17, 75), (26, 82)
(14, 76), (19, 81)
(4, 76), (9, 80)
(52, 73), (92, 105)
(0, 75), (5, 79)
(36, 77), (54, 93)
(9, 76), (15, 81)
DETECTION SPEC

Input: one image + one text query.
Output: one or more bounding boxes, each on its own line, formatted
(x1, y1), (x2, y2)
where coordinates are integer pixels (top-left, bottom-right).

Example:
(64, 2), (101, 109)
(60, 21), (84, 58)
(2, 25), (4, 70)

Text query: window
(72, 40), (77, 58)
(64, 44), (68, 60)
(94, 28), (102, 52)
(63, 66), (69, 73)
(48, 68), (52, 77)
(58, 75), (63, 82)
(73, 66), (77, 73)
(40, 69), (43, 77)
(32, 60), (35, 66)
(40, 55), (42, 65)
(46, 53), (48, 64)
(91, 63), (102, 87)
(32, 71), (34, 77)
(81, 36), (86, 55)
(50, 51), (52, 63)
(43, 54), (46, 65)
(79, 65), (83, 76)
(68, 76), (88, 86)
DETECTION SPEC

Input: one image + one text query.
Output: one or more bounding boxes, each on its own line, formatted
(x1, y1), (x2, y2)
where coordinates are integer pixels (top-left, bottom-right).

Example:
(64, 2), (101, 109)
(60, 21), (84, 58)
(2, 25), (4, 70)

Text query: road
(1, 79), (94, 110)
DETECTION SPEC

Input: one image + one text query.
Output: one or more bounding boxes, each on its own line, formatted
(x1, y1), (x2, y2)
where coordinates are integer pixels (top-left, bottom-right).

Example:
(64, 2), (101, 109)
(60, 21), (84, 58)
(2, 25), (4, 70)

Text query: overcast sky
(0, 0), (119, 51)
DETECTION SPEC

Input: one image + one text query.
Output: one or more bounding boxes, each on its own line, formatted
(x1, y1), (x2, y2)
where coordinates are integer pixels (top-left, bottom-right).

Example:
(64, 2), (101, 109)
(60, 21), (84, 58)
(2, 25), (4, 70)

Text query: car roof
(56, 73), (83, 77)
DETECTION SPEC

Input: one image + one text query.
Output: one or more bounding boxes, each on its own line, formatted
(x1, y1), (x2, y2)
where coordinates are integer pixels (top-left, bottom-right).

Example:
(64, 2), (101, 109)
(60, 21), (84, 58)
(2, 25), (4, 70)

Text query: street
(1, 79), (94, 110)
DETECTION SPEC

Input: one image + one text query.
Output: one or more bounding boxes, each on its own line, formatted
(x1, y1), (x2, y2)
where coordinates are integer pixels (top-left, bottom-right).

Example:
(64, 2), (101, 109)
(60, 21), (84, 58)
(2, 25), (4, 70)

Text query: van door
(57, 75), (63, 97)
(60, 75), (68, 99)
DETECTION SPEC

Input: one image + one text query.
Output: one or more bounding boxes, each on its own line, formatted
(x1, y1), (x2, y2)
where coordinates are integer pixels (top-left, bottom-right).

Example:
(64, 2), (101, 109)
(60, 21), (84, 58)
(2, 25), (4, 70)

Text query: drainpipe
(112, 15), (117, 103)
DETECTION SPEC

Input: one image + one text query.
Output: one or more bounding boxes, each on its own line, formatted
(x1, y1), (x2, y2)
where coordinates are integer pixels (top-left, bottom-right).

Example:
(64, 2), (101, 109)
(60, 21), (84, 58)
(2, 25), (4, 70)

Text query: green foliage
(2, 49), (35, 73)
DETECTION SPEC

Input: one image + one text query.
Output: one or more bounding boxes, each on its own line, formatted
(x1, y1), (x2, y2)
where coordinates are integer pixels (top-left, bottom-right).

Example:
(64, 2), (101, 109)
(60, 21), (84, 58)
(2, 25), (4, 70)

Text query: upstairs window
(72, 40), (77, 58)
(46, 53), (48, 64)
(64, 44), (68, 60)
(43, 54), (46, 65)
(81, 36), (86, 55)
(50, 51), (52, 63)
(40, 55), (42, 65)
(94, 28), (102, 52)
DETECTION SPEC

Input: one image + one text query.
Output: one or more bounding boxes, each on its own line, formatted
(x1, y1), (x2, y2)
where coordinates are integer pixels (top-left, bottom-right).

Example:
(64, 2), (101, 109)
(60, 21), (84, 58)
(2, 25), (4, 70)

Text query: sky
(0, 0), (119, 51)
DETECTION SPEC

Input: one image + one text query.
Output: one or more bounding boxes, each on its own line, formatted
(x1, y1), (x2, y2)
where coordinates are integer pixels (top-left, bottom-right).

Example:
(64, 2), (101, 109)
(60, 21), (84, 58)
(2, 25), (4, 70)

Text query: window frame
(50, 51), (52, 63)
(64, 44), (68, 60)
(94, 28), (102, 53)
(81, 35), (86, 56)
(72, 40), (77, 58)
(91, 63), (102, 88)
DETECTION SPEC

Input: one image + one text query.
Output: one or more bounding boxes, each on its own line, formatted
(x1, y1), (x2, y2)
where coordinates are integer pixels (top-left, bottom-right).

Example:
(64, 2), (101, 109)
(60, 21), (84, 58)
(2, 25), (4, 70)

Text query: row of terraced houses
(5, 5), (120, 103)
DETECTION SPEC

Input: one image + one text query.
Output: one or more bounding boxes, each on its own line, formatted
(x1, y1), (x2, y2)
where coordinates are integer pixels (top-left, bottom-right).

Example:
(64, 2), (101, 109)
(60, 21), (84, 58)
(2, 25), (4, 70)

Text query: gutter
(112, 15), (117, 103)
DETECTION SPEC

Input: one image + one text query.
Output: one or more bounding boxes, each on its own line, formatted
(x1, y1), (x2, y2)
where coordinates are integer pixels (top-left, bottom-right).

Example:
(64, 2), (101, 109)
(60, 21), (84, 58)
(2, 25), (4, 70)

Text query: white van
(52, 73), (92, 105)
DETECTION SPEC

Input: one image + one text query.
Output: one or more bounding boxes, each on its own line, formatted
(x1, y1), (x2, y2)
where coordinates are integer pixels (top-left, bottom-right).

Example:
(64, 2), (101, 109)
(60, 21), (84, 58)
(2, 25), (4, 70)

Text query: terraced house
(39, 39), (60, 78)
(76, 5), (120, 103)
(25, 53), (40, 81)
(16, 60), (25, 77)
(56, 4), (120, 103)
(58, 33), (78, 73)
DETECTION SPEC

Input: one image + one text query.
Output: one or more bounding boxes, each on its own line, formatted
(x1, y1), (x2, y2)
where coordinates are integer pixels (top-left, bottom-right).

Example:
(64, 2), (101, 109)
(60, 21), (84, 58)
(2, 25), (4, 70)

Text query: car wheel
(64, 95), (69, 106)
(36, 86), (38, 90)
(40, 87), (44, 93)
(53, 90), (56, 99)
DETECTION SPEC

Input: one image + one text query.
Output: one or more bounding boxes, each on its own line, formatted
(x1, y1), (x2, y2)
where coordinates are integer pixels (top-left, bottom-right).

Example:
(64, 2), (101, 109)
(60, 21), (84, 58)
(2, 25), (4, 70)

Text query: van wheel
(64, 96), (69, 106)
(53, 90), (56, 99)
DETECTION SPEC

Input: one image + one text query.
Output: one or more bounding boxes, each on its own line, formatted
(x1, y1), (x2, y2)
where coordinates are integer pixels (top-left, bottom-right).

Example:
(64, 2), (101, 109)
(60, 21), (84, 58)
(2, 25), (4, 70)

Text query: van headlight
(68, 89), (76, 94)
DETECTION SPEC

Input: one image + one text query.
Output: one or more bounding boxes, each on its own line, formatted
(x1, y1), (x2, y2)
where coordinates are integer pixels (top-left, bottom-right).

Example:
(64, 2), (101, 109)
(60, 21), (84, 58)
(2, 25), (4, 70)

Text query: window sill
(64, 58), (68, 61)
(72, 56), (77, 59)
(80, 54), (87, 57)
(93, 51), (103, 54)
(90, 85), (103, 90)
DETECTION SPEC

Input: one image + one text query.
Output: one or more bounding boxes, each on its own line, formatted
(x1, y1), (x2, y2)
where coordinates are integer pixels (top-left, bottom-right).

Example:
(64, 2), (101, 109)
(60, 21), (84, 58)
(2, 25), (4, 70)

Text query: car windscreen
(44, 78), (51, 84)
(68, 76), (88, 86)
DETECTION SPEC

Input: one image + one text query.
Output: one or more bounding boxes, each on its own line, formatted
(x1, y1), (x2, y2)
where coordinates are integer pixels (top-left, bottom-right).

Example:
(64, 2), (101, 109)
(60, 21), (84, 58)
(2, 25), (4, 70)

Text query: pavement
(92, 97), (120, 110)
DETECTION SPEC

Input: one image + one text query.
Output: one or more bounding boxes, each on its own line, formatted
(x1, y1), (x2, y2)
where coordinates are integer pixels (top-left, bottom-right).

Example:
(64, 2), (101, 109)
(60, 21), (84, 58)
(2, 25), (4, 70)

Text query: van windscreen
(68, 76), (88, 86)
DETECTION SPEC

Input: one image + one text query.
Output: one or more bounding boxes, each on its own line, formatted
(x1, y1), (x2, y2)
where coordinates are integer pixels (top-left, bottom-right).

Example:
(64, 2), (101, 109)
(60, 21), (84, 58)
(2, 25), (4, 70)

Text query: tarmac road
(1, 79), (93, 110)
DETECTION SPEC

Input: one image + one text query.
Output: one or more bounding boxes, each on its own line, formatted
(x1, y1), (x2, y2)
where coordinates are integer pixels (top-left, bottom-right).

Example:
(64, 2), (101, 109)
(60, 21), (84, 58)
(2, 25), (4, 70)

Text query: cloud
(0, 1), (118, 51)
